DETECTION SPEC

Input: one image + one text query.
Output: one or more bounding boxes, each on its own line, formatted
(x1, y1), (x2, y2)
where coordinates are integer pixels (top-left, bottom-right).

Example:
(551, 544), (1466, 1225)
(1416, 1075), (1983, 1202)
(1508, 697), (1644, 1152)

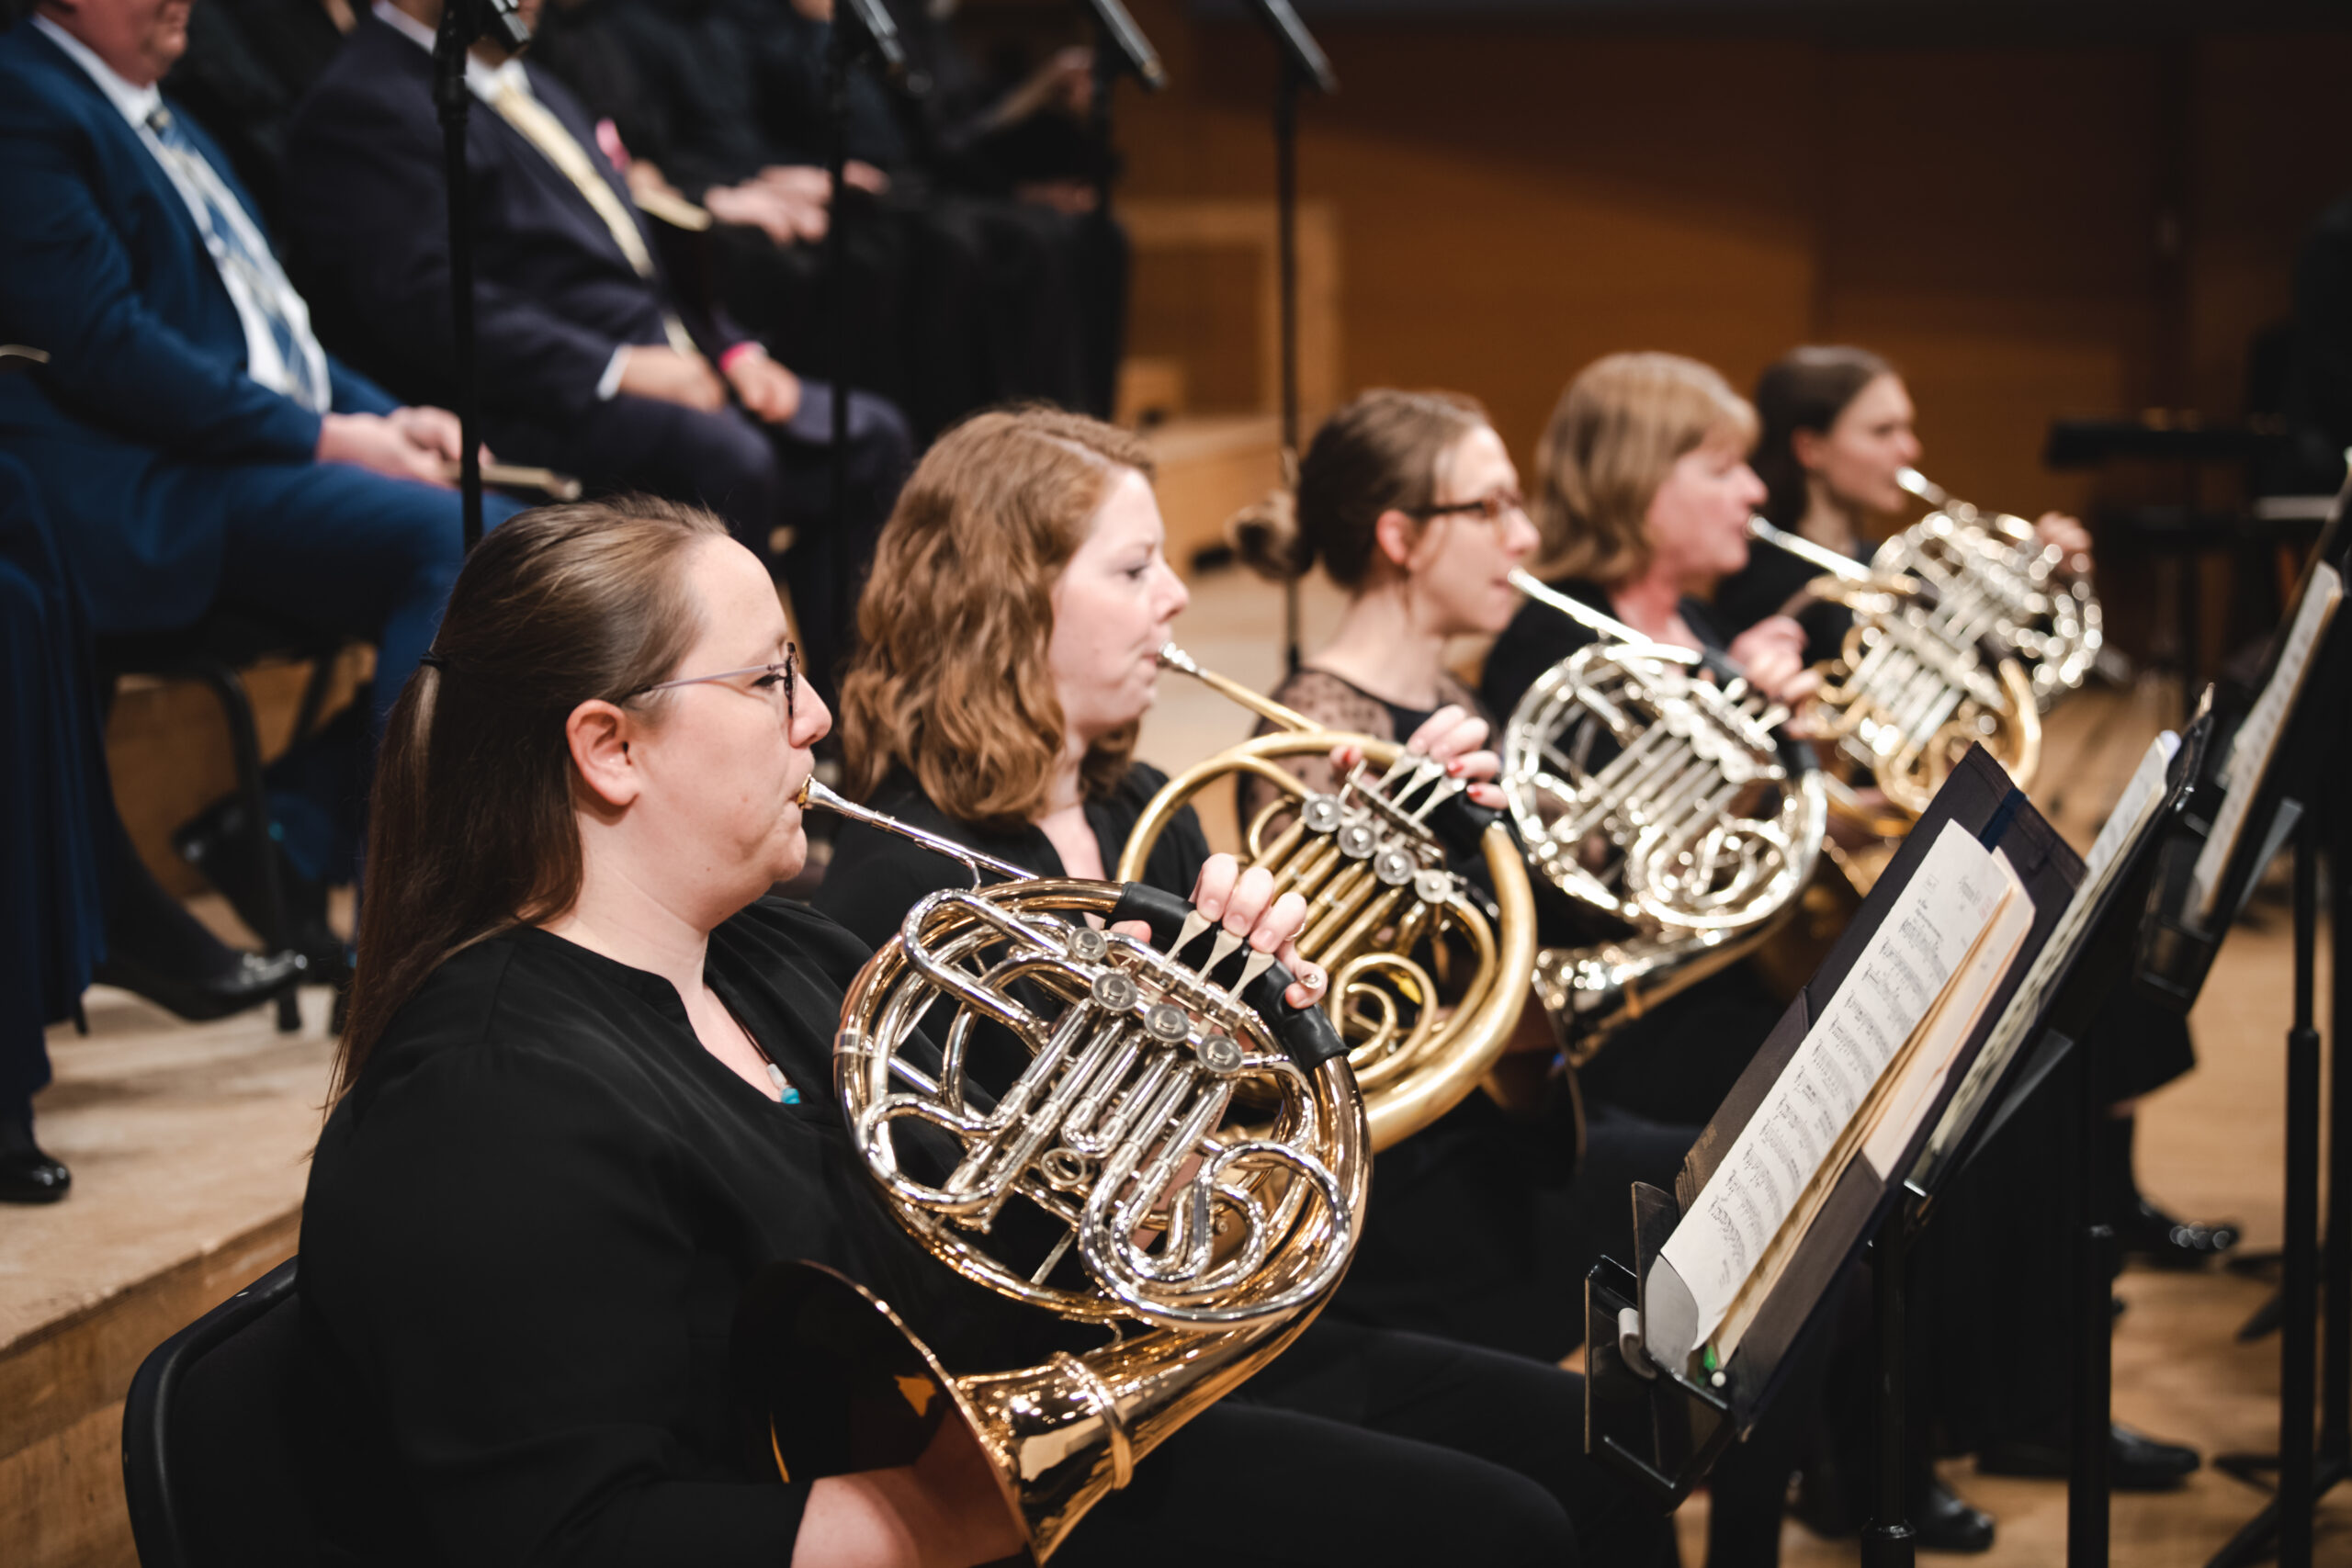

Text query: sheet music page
(2190, 562), (2343, 922)
(1913, 735), (2179, 1190)
(1657, 821), (2008, 1354)
(2086, 732), (2181, 885)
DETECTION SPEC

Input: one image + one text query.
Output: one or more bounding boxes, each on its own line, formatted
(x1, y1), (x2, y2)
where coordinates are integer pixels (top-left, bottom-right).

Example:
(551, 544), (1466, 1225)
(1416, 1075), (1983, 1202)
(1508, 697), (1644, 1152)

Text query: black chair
(96, 613), (348, 1032)
(121, 1258), (317, 1568)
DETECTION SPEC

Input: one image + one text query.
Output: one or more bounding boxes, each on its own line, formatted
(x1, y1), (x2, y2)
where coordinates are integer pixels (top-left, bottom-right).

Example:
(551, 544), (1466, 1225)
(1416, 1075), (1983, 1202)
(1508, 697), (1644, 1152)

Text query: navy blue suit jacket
(0, 20), (398, 627)
(284, 15), (744, 423)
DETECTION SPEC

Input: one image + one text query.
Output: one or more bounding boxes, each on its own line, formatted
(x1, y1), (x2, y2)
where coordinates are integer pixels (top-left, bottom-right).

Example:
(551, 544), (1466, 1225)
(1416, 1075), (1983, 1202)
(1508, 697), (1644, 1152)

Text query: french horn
(737, 778), (1367, 1562)
(1118, 643), (1539, 1151)
(1746, 514), (2042, 831)
(1891, 467), (2104, 711)
(1498, 570), (1827, 1058)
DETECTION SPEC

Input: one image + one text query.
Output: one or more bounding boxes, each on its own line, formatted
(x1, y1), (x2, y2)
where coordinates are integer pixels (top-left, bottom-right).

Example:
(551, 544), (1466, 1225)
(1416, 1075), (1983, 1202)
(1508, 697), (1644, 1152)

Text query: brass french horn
(738, 779), (1367, 1562)
(1745, 514), (2043, 832)
(1498, 570), (1827, 1058)
(1117, 643), (1539, 1152)
(1891, 467), (2104, 712)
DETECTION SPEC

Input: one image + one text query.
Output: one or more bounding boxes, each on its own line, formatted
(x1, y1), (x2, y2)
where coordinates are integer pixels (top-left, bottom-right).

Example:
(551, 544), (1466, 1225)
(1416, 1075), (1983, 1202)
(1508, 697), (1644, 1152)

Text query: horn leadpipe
(1155, 642), (1322, 733)
(1506, 570), (1702, 661)
(1894, 467), (1951, 509)
(795, 775), (1035, 885)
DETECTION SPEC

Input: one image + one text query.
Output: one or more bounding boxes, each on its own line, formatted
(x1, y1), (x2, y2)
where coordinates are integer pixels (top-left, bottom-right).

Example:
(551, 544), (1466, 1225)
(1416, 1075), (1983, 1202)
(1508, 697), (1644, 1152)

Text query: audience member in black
(303, 495), (1667, 1568)
(282, 0), (912, 702)
(0, 455), (304, 1206)
(1716, 345), (2229, 1270)
(0, 0), (523, 974)
(532, 0), (1102, 434)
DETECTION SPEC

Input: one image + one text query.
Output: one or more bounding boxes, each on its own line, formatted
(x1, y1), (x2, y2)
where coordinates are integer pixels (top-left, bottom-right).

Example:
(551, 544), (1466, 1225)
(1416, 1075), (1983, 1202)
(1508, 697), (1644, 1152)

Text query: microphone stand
(1239, 0), (1335, 672)
(1079, 0), (1162, 420)
(822, 0), (904, 668)
(432, 0), (531, 553)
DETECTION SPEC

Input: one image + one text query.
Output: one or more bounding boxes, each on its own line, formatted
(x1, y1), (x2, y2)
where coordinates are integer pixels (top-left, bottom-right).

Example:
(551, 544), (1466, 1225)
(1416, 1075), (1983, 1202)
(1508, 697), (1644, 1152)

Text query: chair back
(122, 1258), (318, 1568)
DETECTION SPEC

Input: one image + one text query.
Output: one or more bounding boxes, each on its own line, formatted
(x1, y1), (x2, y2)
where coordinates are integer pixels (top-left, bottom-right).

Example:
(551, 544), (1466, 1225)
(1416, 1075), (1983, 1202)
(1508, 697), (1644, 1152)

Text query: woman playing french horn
(1480, 353), (1820, 1129)
(819, 407), (1670, 1566)
(297, 497), (1633, 1568)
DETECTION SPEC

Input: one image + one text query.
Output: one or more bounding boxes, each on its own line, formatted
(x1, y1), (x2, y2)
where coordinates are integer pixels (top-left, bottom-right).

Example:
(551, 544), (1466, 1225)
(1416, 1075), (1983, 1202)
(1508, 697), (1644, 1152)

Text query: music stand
(1236, 1), (1336, 673)
(2134, 477), (2352, 1568)
(1588, 749), (2100, 1568)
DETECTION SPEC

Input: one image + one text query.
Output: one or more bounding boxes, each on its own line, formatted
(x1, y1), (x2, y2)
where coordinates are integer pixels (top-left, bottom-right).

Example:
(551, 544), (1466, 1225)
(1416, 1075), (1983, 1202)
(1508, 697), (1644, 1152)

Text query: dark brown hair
(838, 407), (1154, 831)
(1531, 352), (1759, 588)
(1229, 389), (1491, 592)
(1751, 345), (1896, 528)
(332, 497), (730, 1103)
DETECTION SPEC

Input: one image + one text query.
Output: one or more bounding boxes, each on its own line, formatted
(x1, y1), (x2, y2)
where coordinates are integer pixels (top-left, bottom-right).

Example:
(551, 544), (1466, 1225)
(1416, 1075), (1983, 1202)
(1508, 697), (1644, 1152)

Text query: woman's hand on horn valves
(1727, 615), (1822, 711)
(1114, 855), (1326, 1009)
(1329, 705), (1506, 810)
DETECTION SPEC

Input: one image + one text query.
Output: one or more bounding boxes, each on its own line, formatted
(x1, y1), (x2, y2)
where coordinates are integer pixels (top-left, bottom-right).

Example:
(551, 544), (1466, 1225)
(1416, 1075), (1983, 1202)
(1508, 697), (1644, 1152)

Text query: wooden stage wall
(1066, 4), (2352, 523)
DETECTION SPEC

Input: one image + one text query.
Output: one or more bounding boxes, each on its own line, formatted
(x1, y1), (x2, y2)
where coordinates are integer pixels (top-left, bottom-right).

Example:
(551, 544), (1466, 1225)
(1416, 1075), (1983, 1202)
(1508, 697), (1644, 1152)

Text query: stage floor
(7, 563), (2346, 1565)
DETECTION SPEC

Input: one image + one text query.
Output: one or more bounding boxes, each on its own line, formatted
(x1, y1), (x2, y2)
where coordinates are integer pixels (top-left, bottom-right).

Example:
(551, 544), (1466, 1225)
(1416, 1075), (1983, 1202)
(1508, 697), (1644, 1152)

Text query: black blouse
(299, 900), (1037, 1568)
(1478, 575), (1732, 723)
(1711, 531), (1868, 667)
(813, 762), (1212, 955)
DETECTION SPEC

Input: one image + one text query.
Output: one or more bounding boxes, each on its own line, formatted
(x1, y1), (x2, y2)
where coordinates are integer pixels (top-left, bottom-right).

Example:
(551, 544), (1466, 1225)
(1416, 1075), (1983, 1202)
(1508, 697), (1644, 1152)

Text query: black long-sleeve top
(298, 898), (1041, 1568)
(813, 762), (1210, 954)
(1710, 532), (1869, 668)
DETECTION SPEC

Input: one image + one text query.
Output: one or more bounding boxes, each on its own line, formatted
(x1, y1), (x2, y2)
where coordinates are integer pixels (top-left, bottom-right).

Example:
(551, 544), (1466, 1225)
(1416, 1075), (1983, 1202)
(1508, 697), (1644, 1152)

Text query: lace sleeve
(1236, 671), (1400, 831)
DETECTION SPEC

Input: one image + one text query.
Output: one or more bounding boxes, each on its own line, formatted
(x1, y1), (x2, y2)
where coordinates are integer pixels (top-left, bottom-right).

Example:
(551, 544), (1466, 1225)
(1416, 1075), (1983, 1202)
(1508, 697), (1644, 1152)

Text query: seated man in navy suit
(0, 0), (524, 969)
(282, 0), (913, 703)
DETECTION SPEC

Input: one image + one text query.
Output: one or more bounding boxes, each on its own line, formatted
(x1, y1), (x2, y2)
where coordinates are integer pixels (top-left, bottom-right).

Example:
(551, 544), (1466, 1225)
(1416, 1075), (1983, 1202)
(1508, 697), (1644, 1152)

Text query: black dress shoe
(0, 1119), (69, 1204)
(1913, 1475), (1996, 1554)
(2119, 1198), (2242, 1269)
(173, 796), (348, 981)
(1978, 1423), (2201, 1490)
(89, 946), (307, 1023)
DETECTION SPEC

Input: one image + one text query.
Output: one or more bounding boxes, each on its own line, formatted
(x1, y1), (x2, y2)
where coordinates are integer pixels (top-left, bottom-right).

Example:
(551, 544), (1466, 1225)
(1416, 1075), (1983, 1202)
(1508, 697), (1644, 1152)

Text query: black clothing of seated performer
(1481, 572), (1791, 1128)
(281, 4), (912, 700)
(300, 497), (1667, 1568)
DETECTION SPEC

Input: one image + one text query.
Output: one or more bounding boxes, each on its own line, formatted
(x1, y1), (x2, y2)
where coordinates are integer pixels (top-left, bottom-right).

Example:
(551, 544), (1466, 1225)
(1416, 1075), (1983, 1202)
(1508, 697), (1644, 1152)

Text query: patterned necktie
(145, 106), (330, 413)
(487, 74), (697, 358)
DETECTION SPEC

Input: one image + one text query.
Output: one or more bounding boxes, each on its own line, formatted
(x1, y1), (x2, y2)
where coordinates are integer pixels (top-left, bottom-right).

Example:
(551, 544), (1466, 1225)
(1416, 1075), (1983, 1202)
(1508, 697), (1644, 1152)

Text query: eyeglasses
(1408, 490), (1528, 525)
(623, 643), (797, 720)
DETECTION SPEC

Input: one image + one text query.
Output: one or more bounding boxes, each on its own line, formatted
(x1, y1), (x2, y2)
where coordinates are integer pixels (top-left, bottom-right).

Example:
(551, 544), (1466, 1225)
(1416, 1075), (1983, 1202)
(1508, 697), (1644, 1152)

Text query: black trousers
(1057, 1318), (1672, 1568)
(485, 381), (912, 703)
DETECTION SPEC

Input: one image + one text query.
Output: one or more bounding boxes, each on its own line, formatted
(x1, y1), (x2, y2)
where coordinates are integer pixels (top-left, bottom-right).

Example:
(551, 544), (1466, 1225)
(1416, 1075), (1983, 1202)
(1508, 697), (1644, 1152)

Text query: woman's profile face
(1405, 424), (1539, 637)
(1047, 467), (1191, 747)
(1802, 372), (1922, 517)
(1645, 428), (1768, 589)
(630, 537), (832, 903)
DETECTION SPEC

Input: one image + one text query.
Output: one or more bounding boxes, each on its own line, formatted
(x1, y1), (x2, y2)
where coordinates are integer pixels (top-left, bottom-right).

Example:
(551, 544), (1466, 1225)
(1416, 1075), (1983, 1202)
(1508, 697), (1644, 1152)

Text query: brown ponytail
(332, 497), (729, 1106)
(1227, 389), (1490, 592)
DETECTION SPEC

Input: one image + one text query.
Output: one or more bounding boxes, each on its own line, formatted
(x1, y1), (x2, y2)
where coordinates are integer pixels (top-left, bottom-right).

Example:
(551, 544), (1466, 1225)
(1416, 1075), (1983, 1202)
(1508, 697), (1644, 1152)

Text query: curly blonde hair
(1532, 353), (1758, 588)
(838, 407), (1155, 830)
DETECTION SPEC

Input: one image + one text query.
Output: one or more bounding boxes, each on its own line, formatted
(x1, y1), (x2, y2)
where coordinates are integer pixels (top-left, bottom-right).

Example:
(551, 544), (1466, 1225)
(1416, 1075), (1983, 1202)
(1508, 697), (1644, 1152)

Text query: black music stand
(2134, 487), (2352, 1568)
(1587, 749), (2092, 1567)
(1237, 1), (1336, 672)
(432, 0), (532, 552)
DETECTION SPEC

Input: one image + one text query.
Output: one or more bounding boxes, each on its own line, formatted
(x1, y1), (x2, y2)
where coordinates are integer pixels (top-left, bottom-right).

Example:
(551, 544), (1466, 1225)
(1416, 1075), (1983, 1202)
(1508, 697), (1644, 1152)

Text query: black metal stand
(2071, 1028), (2116, 1563)
(1080, 0), (1160, 421)
(1239, 0), (1333, 673)
(2208, 721), (2352, 1564)
(1861, 1190), (1924, 1568)
(432, 3), (485, 552)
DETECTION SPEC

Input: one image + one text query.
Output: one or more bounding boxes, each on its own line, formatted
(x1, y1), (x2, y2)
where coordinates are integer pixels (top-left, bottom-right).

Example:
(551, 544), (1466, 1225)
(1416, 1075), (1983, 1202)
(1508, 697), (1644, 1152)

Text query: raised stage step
(5, 984), (336, 1568)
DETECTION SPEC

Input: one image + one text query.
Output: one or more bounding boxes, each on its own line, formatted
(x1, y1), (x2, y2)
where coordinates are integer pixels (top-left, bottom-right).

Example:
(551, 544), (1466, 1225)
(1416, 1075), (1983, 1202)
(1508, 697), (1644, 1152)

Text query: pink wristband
(719, 343), (764, 374)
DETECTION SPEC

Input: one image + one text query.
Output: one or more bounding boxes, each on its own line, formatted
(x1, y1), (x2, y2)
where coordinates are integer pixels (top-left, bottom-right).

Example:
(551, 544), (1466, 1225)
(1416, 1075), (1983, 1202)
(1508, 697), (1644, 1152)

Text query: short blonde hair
(1532, 352), (1759, 588)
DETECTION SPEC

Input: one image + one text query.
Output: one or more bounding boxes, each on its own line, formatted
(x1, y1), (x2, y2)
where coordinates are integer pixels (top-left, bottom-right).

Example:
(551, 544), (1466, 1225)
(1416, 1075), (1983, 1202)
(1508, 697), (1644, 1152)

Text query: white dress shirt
(35, 14), (333, 415)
